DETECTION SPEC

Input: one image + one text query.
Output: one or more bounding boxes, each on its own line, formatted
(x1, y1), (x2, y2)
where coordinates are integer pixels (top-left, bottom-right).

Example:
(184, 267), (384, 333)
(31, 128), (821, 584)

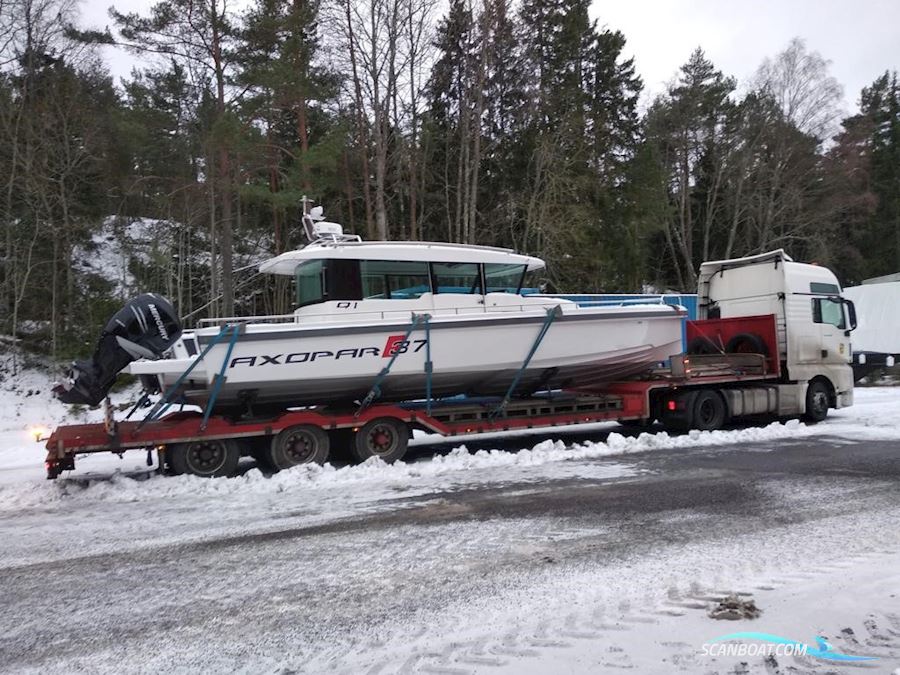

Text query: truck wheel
(803, 379), (831, 423)
(692, 390), (727, 431)
(268, 425), (329, 470)
(169, 439), (240, 477)
(351, 418), (408, 464)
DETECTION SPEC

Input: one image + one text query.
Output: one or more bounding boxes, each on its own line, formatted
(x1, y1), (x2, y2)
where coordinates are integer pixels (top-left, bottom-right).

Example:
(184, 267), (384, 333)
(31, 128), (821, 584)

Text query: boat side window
(295, 260), (325, 307)
(812, 297), (845, 329)
(325, 258), (363, 301)
(484, 263), (527, 293)
(431, 262), (482, 294)
(360, 260), (431, 299)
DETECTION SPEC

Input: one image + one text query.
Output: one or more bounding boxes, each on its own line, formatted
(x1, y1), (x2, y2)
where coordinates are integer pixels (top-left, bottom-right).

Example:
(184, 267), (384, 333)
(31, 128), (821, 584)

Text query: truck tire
(691, 390), (727, 431)
(268, 425), (330, 470)
(725, 332), (768, 355)
(351, 418), (409, 464)
(168, 439), (240, 477)
(803, 379), (831, 423)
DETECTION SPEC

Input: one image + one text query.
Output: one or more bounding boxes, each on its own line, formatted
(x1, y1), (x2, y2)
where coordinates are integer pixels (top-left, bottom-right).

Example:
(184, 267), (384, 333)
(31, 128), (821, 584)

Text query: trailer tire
(169, 439), (240, 478)
(803, 379), (831, 423)
(351, 418), (408, 464)
(268, 425), (330, 470)
(726, 332), (768, 355)
(691, 390), (727, 431)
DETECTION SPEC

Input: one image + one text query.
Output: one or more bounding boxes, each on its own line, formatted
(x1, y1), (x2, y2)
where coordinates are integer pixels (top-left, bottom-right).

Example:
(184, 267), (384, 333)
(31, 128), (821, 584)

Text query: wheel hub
(286, 433), (314, 462)
(190, 442), (224, 470)
(369, 428), (393, 453)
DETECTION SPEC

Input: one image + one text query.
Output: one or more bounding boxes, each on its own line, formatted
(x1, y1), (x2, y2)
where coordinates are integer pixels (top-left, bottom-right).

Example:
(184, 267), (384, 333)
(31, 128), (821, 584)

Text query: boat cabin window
(295, 259), (325, 307)
(484, 263), (527, 293)
(431, 262), (482, 294)
(294, 257), (529, 305)
(361, 260), (431, 299)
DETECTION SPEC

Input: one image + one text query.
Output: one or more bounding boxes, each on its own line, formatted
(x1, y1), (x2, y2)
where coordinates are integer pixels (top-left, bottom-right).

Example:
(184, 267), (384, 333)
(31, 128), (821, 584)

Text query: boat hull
(131, 306), (685, 411)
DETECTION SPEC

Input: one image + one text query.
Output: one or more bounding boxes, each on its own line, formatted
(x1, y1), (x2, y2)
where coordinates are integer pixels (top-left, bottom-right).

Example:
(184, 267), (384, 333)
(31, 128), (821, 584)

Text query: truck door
(811, 296), (851, 364)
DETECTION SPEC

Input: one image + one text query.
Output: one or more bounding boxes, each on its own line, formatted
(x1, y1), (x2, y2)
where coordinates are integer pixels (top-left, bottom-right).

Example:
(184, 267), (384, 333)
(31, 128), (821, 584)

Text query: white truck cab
(697, 249), (856, 417)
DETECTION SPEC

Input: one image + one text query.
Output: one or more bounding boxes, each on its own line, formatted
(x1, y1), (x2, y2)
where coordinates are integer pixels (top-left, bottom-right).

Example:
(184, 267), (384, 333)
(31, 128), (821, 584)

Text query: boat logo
(383, 335), (427, 358)
(147, 303), (169, 341)
(228, 335), (428, 369)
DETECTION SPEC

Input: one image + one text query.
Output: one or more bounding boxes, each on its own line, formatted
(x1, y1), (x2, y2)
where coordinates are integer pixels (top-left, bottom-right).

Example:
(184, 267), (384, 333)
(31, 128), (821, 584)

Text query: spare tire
(725, 332), (768, 355)
(687, 336), (720, 355)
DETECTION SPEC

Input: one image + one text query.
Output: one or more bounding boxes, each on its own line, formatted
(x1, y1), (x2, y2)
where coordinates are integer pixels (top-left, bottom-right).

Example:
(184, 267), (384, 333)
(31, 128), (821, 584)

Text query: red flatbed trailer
(44, 316), (790, 479)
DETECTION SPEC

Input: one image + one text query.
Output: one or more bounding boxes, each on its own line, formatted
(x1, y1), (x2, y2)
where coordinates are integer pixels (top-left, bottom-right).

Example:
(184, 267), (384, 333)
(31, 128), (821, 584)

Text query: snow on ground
(1, 362), (899, 673)
(0, 352), (898, 500)
(1, 357), (898, 501)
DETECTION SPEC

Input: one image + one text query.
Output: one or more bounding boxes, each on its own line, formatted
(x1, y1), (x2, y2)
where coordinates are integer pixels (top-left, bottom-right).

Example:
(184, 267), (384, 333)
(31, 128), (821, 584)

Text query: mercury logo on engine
(228, 335), (428, 368)
(147, 303), (169, 341)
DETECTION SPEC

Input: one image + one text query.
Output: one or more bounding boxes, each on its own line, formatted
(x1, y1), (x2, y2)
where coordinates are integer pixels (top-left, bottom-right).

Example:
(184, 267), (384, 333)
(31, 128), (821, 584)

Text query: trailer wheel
(803, 379), (831, 423)
(351, 418), (408, 464)
(169, 439), (240, 478)
(269, 425), (330, 470)
(692, 390), (727, 431)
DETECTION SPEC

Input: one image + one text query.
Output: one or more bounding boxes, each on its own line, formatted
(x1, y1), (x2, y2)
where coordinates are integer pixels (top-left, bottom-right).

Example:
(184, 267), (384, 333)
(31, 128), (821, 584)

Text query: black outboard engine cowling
(53, 293), (182, 406)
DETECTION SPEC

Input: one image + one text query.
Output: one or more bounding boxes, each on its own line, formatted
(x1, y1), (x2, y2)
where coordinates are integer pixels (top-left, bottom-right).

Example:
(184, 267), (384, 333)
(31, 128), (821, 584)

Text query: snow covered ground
(0, 363), (899, 673)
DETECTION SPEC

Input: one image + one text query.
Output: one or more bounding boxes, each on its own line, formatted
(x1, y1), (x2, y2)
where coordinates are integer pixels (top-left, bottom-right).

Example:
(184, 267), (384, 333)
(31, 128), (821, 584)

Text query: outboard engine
(53, 293), (182, 406)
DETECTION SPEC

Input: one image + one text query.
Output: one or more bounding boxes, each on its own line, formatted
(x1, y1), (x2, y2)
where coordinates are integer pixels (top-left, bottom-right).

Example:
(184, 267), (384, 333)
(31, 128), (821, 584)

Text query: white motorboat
(57, 208), (686, 413)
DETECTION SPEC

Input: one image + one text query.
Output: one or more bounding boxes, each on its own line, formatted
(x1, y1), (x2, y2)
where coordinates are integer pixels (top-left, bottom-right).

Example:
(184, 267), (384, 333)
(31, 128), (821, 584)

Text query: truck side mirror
(843, 298), (857, 332)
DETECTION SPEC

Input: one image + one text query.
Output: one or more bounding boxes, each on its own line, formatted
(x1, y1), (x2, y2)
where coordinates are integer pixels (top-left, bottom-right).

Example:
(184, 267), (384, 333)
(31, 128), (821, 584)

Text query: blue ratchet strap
(137, 323), (235, 430)
(200, 324), (242, 430)
(356, 313), (425, 416)
(490, 305), (562, 420)
(423, 314), (433, 416)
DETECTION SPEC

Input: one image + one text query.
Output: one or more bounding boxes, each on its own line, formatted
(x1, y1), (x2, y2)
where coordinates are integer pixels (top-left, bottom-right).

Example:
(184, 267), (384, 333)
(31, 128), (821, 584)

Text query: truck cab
(697, 249), (856, 414)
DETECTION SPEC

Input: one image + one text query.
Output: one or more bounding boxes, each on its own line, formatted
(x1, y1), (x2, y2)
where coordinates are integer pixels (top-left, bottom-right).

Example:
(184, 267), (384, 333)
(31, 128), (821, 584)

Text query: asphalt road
(1, 433), (899, 673)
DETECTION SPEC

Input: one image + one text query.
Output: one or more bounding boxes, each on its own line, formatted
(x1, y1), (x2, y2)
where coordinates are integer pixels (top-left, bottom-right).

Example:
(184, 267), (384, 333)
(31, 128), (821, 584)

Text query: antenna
(299, 195), (317, 241)
(297, 197), (361, 245)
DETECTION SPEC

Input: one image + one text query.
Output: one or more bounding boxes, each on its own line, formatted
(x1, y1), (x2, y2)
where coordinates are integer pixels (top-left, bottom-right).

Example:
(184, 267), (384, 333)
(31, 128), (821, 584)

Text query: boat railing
(194, 301), (575, 328)
(197, 313), (299, 327)
(532, 293), (692, 307)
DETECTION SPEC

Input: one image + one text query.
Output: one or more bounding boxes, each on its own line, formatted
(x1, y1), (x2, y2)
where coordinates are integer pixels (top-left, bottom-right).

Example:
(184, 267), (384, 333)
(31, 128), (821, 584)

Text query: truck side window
(812, 297), (845, 329)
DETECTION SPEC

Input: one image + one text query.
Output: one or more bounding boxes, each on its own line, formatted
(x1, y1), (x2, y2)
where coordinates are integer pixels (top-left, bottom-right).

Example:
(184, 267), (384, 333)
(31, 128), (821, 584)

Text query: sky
(593, 0), (900, 112)
(80, 0), (900, 114)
